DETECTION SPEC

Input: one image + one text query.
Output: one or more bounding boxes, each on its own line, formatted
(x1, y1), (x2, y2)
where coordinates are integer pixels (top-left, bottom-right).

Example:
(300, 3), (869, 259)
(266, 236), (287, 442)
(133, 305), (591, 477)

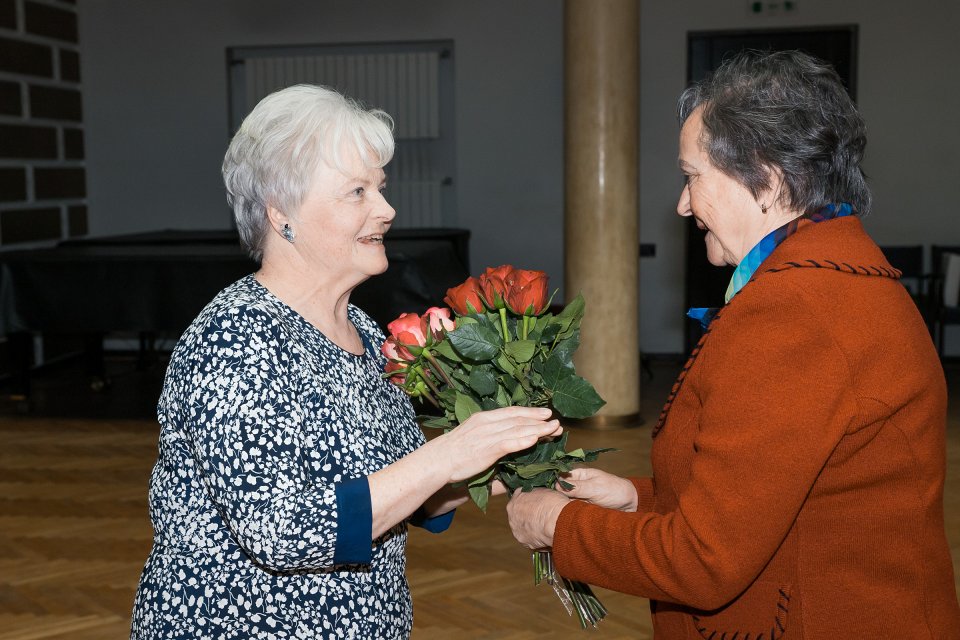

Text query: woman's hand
(506, 488), (570, 549)
(556, 467), (639, 512)
(433, 407), (562, 484)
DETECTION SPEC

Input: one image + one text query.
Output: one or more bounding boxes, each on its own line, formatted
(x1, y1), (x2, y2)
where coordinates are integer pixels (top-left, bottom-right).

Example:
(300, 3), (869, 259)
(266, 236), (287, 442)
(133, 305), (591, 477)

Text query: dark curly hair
(677, 49), (871, 216)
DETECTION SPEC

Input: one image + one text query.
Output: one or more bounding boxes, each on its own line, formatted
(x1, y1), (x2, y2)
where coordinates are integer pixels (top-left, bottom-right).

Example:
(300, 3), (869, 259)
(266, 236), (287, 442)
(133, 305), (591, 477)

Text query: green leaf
(551, 329), (580, 367)
(494, 351), (514, 373)
(468, 365), (499, 397)
(433, 339), (461, 361)
(454, 392), (482, 423)
(437, 388), (457, 410)
(554, 294), (585, 329)
(539, 322), (561, 344)
(419, 415), (452, 429)
(580, 446), (617, 462)
(480, 397), (501, 411)
(509, 461), (568, 479)
(510, 383), (528, 405)
(497, 468), (522, 492)
(469, 466), (498, 486)
(468, 484), (490, 512)
(504, 339), (536, 363)
(541, 353), (573, 390)
(495, 384), (511, 407)
(448, 324), (501, 361)
(528, 371), (544, 390)
(551, 375), (606, 419)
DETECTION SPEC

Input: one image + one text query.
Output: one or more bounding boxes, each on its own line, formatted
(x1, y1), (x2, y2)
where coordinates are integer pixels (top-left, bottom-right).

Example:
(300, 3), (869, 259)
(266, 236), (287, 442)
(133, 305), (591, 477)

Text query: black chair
(930, 245), (960, 358)
(879, 245), (925, 297)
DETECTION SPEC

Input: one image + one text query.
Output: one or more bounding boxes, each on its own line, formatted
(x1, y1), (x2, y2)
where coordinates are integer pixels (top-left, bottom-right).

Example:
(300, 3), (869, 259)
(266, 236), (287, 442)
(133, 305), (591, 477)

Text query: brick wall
(0, 0), (85, 247)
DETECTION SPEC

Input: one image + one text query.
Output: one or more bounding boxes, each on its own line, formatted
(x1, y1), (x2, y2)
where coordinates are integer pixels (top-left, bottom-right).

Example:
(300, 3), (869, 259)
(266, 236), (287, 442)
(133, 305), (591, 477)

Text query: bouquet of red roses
(381, 265), (610, 628)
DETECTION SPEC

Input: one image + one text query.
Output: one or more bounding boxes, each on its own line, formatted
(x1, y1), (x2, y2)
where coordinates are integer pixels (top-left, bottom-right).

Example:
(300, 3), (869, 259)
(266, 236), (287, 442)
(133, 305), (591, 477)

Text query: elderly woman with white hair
(130, 85), (561, 640)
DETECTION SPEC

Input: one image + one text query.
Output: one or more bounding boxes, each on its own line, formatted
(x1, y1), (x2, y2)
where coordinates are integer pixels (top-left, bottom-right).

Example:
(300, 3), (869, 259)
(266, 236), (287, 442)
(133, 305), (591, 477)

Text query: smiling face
(289, 145), (396, 286)
(676, 107), (768, 267)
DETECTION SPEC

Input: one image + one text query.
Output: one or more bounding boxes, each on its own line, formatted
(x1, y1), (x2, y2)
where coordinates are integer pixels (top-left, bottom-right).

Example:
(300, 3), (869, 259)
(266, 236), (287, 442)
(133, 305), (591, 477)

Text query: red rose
(504, 268), (550, 315)
(423, 307), (455, 341)
(479, 265), (514, 310)
(444, 276), (486, 315)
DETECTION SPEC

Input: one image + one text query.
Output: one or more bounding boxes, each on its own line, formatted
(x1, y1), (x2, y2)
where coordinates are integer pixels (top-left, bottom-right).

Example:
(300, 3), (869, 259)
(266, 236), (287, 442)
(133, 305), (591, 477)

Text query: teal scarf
(688, 203), (853, 328)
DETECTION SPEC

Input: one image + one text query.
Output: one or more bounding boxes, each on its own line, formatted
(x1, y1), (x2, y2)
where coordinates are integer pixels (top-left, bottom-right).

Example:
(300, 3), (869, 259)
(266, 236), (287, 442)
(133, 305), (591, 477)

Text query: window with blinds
(227, 41), (456, 228)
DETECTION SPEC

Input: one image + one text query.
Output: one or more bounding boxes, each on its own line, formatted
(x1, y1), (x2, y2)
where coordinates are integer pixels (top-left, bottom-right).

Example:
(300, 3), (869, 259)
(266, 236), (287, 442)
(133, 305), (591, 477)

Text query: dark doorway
(682, 26), (859, 353)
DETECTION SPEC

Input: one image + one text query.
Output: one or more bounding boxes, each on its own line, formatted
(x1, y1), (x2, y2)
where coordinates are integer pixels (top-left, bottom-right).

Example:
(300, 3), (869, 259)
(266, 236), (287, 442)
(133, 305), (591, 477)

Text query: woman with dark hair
(507, 50), (960, 638)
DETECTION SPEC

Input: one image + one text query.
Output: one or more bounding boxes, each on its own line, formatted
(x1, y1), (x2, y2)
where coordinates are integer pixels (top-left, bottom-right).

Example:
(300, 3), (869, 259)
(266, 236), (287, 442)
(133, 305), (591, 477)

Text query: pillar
(564, 0), (640, 428)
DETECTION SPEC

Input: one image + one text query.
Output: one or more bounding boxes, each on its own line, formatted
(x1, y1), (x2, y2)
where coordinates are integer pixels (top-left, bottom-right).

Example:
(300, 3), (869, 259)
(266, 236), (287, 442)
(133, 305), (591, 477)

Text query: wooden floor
(0, 358), (958, 639)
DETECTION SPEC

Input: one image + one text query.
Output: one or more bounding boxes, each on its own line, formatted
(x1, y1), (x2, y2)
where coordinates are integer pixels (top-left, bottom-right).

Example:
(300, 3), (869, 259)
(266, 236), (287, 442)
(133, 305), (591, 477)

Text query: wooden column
(564, 0), (640, 428)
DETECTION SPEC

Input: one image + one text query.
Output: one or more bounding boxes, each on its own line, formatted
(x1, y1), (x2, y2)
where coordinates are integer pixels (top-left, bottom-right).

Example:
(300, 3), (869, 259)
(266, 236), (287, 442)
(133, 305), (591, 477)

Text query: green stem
(416, 383), (440, 409)
(423, 352), (454, 388)
(499, 308), (511, 343)
(522, 315), (530, 340)
(418, 368), (443, 400)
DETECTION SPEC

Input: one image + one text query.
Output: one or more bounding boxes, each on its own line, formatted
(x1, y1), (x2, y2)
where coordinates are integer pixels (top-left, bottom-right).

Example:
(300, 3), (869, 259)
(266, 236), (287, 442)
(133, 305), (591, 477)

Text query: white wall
(78, 0), (960, 355)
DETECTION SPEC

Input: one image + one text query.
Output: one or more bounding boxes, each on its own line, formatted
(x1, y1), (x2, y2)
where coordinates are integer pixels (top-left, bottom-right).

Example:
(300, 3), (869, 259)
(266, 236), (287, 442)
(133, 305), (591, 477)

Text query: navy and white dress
(131, 275), (452, 640)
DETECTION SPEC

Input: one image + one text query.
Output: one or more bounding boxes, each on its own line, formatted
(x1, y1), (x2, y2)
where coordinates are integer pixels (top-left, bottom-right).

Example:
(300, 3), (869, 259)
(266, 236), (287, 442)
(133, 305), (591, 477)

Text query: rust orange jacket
(554, 217), (960, 638)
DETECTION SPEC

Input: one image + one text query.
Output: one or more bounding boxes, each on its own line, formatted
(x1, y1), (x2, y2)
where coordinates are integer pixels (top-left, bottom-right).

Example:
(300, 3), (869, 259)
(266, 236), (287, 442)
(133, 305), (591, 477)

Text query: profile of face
(281, 144), (396, 286)
(676, 107), (769, 267)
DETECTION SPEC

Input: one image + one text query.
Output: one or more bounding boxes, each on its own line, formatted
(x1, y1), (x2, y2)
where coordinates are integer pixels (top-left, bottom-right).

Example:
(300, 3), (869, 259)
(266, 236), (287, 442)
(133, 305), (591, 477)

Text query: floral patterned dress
(131, 275), (445, 639)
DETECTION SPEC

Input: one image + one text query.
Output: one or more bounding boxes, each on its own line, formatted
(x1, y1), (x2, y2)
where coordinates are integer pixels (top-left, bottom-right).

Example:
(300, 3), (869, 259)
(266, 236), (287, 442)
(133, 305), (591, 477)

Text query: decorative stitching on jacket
(652, 313), (719, 438)
(654, 259), (900, 439)
(690, 586), (791, 640)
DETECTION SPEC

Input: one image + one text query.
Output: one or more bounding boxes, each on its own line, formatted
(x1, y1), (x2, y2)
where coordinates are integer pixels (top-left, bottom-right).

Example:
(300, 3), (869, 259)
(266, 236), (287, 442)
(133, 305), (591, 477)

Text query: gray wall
(78, 0), (960, 355)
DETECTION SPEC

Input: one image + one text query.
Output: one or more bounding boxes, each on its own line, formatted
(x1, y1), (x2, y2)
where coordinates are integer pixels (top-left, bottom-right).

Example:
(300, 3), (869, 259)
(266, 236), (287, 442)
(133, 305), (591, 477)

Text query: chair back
(880, 245), (924, 296)
(932, 245), (960, 278)
(929, 245), (960, 357)
(942, 253), (960, 308)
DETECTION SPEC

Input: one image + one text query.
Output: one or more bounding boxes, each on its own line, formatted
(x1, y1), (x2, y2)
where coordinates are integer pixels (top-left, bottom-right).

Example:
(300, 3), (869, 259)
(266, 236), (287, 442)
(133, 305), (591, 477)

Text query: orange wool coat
(553, 217), (960, 638)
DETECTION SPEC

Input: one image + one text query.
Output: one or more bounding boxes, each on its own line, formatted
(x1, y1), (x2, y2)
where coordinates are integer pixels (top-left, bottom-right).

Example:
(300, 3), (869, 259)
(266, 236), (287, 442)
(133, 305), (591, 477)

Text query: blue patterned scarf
(687, 203), (853, 329)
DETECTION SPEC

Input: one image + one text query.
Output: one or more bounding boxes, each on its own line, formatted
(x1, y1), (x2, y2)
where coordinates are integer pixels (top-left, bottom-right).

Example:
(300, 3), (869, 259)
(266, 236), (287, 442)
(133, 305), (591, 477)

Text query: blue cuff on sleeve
(333, 476), (372, 565)
(410, 507), (456, 534)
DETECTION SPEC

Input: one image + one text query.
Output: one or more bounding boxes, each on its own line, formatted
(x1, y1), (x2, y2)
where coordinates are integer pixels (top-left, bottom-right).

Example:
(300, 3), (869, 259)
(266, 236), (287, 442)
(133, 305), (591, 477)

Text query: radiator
(244, 52), (440, 140)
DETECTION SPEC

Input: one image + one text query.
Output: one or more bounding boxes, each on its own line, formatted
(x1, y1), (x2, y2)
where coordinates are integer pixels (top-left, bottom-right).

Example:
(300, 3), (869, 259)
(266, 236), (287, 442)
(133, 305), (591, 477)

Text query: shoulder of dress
(348, 304), (386, 342)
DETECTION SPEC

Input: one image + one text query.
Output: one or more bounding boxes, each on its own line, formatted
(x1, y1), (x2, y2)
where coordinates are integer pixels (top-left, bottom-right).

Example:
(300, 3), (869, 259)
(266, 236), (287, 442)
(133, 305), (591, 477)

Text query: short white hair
(222, 84), (395, 261)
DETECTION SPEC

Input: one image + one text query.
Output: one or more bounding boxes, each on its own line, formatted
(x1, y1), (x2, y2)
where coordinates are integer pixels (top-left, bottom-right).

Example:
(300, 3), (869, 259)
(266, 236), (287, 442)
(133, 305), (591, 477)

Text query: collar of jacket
(655, 216), (902, 438)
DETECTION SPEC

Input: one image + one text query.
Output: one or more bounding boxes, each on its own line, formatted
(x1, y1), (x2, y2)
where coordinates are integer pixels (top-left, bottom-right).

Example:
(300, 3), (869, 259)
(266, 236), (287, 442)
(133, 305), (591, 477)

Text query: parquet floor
(0, 358), (958, 639)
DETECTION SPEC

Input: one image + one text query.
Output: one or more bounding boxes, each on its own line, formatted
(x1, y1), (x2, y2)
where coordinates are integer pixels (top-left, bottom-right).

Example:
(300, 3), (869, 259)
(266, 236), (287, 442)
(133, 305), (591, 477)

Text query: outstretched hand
(556, 467), (638, 512)
(436, 407), (562, 484)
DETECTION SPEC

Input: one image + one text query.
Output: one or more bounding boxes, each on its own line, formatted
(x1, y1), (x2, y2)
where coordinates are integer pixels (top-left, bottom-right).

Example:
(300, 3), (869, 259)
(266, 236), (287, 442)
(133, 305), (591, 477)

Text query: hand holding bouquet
(381, 265), (611, 628)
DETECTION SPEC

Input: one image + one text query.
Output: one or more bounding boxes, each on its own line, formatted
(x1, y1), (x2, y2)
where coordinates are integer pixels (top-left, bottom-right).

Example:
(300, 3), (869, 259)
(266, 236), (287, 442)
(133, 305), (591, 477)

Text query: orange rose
(385, 312), (428, 360)
(479, 265), (514, 310)
(444, 276), (486, 315)
(504, 268), (550, 315)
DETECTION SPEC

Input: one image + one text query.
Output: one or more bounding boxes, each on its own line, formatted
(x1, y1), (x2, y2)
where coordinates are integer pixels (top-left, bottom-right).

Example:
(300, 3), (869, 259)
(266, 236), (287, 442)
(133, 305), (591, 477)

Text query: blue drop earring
(282, 223), (295, 243)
